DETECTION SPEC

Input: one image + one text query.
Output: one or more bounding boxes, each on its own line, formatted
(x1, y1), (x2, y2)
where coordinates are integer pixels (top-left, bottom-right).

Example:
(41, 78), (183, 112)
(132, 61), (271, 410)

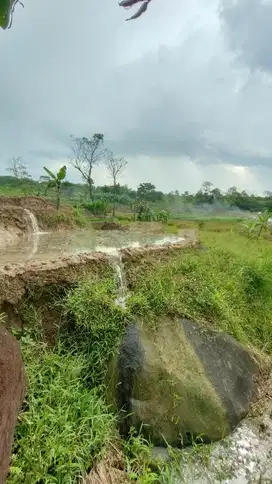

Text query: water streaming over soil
(24, 208), (40, 234)
(23, 209), (42, 259)
(0, 229), (186, 265)
(101, 247), (128, 308)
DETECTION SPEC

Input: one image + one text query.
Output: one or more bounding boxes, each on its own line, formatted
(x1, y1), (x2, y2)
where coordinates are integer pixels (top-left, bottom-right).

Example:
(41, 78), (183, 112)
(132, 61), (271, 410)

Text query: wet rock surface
(110, 318), (259, 447)
(0, 326), (26, 483)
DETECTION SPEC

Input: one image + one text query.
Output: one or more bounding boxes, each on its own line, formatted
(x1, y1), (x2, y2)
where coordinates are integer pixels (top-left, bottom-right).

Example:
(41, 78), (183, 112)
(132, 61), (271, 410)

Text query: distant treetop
(0, 0), (152, 29)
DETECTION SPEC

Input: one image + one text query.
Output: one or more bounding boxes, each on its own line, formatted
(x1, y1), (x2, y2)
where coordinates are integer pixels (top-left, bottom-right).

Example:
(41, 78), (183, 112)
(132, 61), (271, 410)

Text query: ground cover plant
(6, 219), (272, 483)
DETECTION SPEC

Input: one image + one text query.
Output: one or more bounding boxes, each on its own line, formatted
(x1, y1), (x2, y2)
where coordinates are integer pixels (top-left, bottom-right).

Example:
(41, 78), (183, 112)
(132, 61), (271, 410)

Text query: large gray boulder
(108, 318), (259, 447)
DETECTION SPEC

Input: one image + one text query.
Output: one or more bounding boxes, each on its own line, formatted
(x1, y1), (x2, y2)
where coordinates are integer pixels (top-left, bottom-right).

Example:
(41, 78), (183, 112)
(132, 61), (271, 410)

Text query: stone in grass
(108, 318), (259, 447)
(100, 222), (125, 231)
(0, 326), (26, 483)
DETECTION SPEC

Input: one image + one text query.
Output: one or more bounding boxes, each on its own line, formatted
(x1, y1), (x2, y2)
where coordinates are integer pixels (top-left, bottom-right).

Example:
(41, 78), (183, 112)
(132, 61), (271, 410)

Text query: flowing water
(101, 247), (128, 308)
(24, 208), (40, 234)
(23, 209), (42, 260)
(0, 227), (185, 309)
(0, 229), (186, 265)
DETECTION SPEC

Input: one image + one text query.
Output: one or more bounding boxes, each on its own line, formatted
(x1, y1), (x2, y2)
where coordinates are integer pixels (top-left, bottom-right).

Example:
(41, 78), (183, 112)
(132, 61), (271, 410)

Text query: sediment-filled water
(0, 229), (186, 264)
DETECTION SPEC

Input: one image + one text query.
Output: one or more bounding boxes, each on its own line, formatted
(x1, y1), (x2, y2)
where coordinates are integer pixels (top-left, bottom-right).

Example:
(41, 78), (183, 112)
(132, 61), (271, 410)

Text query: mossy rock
(107, 318), (259, 447)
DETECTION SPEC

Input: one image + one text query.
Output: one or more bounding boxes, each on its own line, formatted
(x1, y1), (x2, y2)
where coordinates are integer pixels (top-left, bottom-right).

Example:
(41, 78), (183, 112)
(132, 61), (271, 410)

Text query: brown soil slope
(0, 197), (78, 240)
(0, 197), (54, 237)
(0, 240), (197, 307)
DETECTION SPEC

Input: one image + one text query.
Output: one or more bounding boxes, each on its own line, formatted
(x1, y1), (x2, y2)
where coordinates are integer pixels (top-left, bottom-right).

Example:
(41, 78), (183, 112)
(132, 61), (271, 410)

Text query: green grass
(62, 274), (127, 386)
(6, 221), (272, 483)
(9, 329), (116, 484)
(126, 232), (272, 353)
(37, 208), (89, 229)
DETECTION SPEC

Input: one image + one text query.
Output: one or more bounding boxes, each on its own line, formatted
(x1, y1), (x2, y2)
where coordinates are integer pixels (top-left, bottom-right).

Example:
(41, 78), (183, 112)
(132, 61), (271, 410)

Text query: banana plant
(0, 0), (23, 29)
(43, 165), (67, 210)
(242, 211), (272, 239)
(255, 211), (272, 238)
(1, 0), (152, 29)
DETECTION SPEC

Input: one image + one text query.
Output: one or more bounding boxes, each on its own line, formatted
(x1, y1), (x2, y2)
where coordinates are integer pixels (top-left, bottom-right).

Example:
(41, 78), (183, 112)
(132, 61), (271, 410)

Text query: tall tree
(70, 134), (105, 201)
(105, 151), (128, 216)
(5, 156), (31, 180)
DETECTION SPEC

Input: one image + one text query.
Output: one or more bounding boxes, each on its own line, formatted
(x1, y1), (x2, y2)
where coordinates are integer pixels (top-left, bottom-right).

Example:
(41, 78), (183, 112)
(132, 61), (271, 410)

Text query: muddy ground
(0, 196), (76, 240)
(0, 240), (197, 305)
(0, 240), (197, 345)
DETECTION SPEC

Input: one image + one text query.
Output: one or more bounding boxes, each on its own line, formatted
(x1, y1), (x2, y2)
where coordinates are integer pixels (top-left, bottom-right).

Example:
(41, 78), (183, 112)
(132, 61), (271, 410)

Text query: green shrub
(38, 211), (72, 228)
(72, 207), (87, 227)
(155, 209), (170, 223)
(82, 199), (110, 216)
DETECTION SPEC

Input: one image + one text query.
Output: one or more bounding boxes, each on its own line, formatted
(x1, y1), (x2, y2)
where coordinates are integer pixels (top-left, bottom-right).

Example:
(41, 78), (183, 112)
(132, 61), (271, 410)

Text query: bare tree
(105, 151), (128, 216)
(6, 156), (31, 180)
(70, 133), (105, 200)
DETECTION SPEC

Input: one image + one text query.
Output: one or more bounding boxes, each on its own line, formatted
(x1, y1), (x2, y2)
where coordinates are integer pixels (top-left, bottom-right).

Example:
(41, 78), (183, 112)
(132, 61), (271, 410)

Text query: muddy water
(0, 229), (186, 264)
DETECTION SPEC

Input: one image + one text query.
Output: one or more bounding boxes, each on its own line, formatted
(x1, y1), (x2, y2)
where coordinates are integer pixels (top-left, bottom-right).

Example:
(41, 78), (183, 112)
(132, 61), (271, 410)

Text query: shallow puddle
(0, 229), (186, 264)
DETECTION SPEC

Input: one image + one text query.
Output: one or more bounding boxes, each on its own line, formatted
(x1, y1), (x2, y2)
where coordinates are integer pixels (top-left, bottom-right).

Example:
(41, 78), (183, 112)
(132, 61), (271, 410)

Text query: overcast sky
(0, 0), (272, 194)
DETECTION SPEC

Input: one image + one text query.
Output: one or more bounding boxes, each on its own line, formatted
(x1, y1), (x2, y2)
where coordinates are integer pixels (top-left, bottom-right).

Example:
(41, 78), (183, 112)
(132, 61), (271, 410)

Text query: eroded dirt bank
(0, 196), (76, 241)
(0, 240), (198, 306)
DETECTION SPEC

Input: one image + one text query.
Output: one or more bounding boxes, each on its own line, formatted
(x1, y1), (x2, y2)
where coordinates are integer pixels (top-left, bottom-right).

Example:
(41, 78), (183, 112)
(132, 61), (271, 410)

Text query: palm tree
(43, 165), (67, 210)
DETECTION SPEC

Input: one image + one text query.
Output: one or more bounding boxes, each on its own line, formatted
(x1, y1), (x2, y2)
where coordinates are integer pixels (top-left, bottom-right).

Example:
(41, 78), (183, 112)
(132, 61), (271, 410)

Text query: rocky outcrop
(0, 326), (26, 483)
(108, 318), (259, 447)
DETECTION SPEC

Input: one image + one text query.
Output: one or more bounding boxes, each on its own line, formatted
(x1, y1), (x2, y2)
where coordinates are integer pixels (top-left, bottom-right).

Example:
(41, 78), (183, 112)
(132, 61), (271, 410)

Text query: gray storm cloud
(0, 0), (271, 191)
(220, 0), (272, 73)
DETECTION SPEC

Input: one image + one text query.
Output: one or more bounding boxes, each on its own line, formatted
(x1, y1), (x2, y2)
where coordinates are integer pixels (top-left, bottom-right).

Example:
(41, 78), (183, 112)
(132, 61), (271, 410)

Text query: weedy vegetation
(6, 217), (272, 483)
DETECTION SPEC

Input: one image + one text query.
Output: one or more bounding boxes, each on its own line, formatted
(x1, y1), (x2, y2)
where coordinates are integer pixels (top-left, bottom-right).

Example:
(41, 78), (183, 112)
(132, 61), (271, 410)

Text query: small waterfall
(101, 247), (128, 309)
(24, 209), (40, 259)
(112, 251), (127, 309)
(24, 208), (40, 233)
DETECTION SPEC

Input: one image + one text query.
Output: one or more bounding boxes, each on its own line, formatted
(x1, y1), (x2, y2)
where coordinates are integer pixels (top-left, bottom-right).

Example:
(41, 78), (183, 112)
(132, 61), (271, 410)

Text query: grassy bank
(6, 222), (272, 483)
